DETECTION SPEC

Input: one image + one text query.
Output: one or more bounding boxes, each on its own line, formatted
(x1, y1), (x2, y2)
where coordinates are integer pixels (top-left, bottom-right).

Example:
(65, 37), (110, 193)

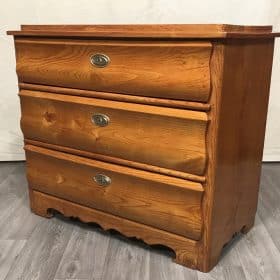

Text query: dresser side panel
(200, 38), (275, 271)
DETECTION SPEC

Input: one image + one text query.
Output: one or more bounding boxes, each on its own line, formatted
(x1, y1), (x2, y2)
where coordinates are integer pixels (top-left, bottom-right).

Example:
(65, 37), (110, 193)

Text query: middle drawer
(20, 90), (208, 176)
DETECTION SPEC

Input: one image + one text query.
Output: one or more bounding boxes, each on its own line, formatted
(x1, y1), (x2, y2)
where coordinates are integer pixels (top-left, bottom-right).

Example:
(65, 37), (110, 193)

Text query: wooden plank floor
(0, 162), (279, 280)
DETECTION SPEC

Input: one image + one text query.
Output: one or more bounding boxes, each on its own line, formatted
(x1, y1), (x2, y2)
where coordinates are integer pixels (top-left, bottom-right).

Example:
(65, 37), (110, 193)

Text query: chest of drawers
(8, 24), (279, 272)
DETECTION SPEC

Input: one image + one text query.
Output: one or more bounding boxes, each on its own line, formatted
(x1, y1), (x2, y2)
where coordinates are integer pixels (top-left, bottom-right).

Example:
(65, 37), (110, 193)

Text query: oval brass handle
(93, 174), (111, 187)
(90, 53), (110, 68)
(92, 113), (110, 127)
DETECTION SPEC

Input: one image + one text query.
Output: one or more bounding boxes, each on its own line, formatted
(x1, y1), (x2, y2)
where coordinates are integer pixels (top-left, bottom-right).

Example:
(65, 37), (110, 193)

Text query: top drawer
(15, 39), (212, 102)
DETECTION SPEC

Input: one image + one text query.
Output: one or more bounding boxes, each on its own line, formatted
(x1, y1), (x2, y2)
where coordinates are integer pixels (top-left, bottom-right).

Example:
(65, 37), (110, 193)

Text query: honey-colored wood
(198, 38), (276, 272)
(19, 83), (211, 111)
(7, 24), (279, 38)
(20, 90), (208, 175)
(25, 144), (204, 240)
(15, 38), (211, 102)
(24, 139), (206, 183)
(30, 189), (200, 269)
(8, 24), (280, 272)
(20, 24), (273, 33)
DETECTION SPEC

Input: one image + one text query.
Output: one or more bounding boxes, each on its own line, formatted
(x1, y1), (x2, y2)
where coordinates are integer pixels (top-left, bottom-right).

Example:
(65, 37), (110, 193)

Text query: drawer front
(20, 90), (208, 176)
(15, 39), (212, 102)
(25, 145), (204, 240)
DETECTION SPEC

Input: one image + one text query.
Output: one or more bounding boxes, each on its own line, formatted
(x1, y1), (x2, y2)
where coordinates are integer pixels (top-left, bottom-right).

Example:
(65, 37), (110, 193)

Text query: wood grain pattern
(25, 144), (203, 240)
(19, 83), (211, 111)
(19, 24), (273, 33)
(100, 235), (150, 280)
(7, 24), (280, 273)
(24, 139), (206, 183)
(54, 225), (110, 280)
(197, 42), (225, 272)
(258, 164), (280, 252)
(198, 38), (275, 272)
(0, 240), (26, 279)
(4, 218), (73, 280)
(7, 24), (279, 38)
(0, 163), (42, 241)
(20, 90), (208, 176)
(15, 38), (212, 102)
(150, 250), (199, 280)
(30, 189), (200, 269)
(2, 162), (280, 279)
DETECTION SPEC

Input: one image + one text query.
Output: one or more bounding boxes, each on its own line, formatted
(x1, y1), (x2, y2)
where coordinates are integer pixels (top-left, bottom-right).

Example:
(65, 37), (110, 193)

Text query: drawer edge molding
(24, 144), (204, 192)
(19, 89), (208, 122)
(25, 139), (206, 183)
(19, 83), (211, 111)
(30, 189), (200, 270)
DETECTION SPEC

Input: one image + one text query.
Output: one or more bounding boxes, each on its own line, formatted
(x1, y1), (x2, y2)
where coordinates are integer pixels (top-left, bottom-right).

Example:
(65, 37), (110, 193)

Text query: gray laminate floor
(0, 162), (280, 280)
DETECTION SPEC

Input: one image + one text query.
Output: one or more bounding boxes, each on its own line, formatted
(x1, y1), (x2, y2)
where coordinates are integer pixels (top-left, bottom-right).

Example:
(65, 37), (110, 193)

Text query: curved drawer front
(15, 39), (212, 102)
(20, 90), (207, 176)
(25, 145), (204, 240)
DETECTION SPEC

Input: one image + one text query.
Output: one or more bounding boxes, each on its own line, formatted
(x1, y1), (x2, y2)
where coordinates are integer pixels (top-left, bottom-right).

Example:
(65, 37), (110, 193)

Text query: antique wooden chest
(7, 24), (279, 272)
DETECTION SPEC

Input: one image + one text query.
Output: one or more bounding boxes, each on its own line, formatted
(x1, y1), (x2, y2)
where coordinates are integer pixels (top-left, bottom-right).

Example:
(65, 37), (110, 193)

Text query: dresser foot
(174, 250), (198, 270)
(173, 242), (206, 271)
(28, 188), (54, 218)
(241, 220), (255, 234)
(195, 220), (257, 272)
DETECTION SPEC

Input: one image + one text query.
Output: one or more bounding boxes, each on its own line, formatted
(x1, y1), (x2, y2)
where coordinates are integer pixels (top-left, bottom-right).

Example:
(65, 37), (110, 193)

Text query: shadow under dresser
(7, 24), (280, 272)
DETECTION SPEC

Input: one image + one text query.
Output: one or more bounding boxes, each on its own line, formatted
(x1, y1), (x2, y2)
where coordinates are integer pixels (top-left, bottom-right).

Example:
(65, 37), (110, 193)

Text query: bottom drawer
(25, 145), (204, 240)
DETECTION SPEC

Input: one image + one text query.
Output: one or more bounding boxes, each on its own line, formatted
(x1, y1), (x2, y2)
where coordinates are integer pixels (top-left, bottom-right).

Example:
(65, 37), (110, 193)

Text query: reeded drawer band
(24, 139), (206, 183)
(19, 83), (211, 111)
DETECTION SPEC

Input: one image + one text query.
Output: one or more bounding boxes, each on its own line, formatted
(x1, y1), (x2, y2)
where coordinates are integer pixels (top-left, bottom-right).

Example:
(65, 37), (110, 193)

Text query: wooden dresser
(8, 24), (279, 272)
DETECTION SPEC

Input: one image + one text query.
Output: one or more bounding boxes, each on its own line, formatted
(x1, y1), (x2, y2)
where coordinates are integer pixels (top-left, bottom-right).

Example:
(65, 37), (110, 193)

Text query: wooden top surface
(7, 24), (280, 39)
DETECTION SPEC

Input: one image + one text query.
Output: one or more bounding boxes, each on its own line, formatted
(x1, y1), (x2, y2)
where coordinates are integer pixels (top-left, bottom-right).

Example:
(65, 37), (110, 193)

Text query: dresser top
(7, 24), (280, 39)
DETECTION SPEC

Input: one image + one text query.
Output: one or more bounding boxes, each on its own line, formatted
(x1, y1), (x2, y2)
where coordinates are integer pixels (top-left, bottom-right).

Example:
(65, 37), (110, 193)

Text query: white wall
(0, 0), (279, 161)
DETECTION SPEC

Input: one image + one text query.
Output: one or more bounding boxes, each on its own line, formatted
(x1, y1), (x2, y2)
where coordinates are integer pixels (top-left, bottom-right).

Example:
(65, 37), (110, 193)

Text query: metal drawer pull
(90, 53), (110, 68)
(92, 113), (110, 127)
(93, 174), (111, 187)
